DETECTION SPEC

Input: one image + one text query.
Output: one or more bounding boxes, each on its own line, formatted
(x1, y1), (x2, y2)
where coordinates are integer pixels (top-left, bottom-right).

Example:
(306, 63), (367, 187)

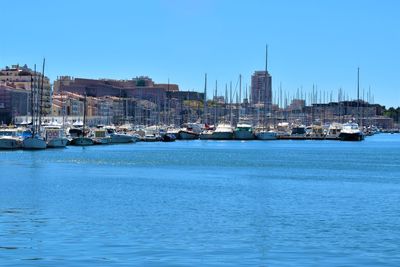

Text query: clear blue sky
(1, 0), (399, 107)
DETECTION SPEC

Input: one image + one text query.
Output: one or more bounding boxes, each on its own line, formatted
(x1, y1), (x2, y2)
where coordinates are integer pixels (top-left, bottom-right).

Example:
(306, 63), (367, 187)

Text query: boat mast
(357, 67), (360, 126)
(238, 74), (241, 123)
(38, 58), (45, 136)
(203, 73), (207, 125)
(214, 80), (218, 125)
(33, 64), (37, 137)
(30, 72), (34, 136)
(264, 44), (268, 128)
(62, 91), (65, 137)
(229, 81), (233, 126)
(83, 92), (87, 137)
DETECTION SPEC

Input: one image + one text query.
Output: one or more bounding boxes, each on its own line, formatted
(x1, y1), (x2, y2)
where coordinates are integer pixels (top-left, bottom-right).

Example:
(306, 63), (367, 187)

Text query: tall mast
(38, 58), (45, 134)
(30, 72), (34, 135)
(357, 67), (360, 125)
(229, 81), (233, 126)
(239, 74), (242, 121)
(264, 44), (268, 127)
(33, 64), (37, 136)
(83, 92), (87, 137)
(239, 74), (242, 106)
(214, 80), (218, 125)
(203, 73), (207, 124)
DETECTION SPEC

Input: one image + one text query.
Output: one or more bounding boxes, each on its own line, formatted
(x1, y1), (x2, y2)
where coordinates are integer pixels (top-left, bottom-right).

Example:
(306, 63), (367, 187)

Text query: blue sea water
(1, 134), (400, 266)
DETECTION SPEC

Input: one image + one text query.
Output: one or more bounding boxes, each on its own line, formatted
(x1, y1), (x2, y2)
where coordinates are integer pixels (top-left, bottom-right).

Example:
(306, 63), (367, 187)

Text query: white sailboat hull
(22, 137), (47, 150)
(47, 138), (69, 148)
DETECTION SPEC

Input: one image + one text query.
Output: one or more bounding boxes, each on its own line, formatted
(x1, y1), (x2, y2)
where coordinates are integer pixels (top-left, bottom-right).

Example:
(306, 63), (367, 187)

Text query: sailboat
(70, 93), (94, 146)
(22, 61), (47, 150)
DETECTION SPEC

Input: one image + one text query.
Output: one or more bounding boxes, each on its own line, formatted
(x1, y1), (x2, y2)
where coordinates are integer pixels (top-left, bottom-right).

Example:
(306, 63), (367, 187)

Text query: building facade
(0, 64), (52, 115)
(250, 70), (272, 110)
(0, 83), (29, 124)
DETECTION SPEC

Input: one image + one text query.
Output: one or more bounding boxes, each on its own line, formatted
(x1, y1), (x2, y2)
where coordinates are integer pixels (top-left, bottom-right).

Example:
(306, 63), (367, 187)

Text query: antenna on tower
(265, 44), (268, 72)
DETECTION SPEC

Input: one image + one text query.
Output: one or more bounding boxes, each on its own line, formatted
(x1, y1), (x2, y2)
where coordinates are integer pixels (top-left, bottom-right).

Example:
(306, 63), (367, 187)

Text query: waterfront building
(53, 76), (178, 102)
(0, 82), (29, 124)
(0, 64), (52, 115)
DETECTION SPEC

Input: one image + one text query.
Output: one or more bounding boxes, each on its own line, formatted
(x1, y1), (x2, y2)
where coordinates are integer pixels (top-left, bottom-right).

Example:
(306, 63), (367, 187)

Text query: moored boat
(92, 129), (111, 145)
(255, 128), (277, 140)
(234, 123), (255, 140)
(206, 123), (234, 140)
(70, 137), (94, 146)
(45, 127), (68, 148)
(22, 136), (47, 150)
(339, 122), (364, 141)
(0, 128), (24, 149)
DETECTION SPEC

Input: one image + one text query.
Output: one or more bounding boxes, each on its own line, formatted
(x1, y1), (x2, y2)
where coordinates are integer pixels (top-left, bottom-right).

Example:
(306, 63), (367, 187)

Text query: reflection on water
(0, 135), (400, 266)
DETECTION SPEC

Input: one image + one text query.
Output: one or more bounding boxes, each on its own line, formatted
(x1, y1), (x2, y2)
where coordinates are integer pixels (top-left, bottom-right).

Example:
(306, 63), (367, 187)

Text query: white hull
(110, 134), (134, 144)
(22, 137), (47, 150)
(0, 138), (21, 149)
(47, 138), (68, 148)
(256, 131), (277, 140)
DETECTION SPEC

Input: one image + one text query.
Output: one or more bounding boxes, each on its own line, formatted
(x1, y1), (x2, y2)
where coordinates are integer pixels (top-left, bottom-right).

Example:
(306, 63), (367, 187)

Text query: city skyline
(1, 0), (399, 107)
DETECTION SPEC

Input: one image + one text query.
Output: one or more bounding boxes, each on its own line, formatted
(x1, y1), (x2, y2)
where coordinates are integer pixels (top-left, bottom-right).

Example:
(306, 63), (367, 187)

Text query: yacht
(0, 128), (24, 149)
(92, 128), (111, 145)
(206, 123), (234, 140)
(325, 123), (343, 140)
(255, 127), (278, 140)
(308, 124), (325, 139)
(109, 132), (135, 144)
(276, 122), (291, 138)
(339, 122), (364, 141)
(178, 123), (202, 140)
(234, 123), (255, 140)
(70, 136), (94, 146)
(290, 124), (307, 138)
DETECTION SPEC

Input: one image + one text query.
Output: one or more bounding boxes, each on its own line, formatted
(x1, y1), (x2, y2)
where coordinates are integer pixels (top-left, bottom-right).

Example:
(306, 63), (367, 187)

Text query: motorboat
(92, 129), (111, 145)
(255, 127), (277, 140)
(234, 123), (255, 140)
(70, 136), (94, 146)
(0, 128), (24, 149)
(178, 123), (202, 140)
(205, 123), (234, 140)
(339, 122), (364, 141)
(325, 123), (343, 140)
